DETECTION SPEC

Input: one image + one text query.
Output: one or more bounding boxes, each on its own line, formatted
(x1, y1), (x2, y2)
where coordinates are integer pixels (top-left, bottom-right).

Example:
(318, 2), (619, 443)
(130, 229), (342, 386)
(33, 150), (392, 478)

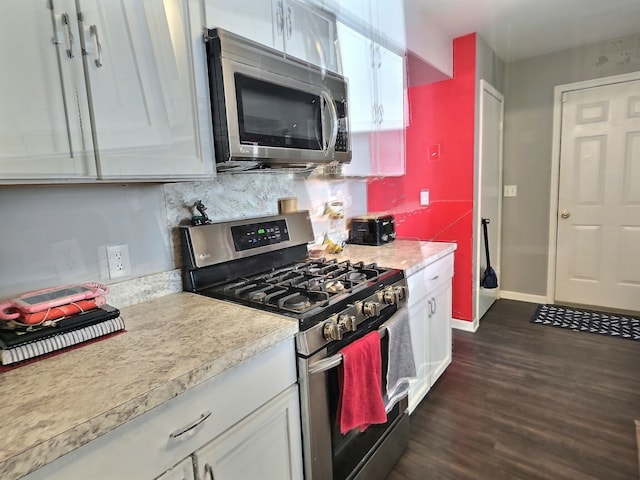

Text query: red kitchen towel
(336, 331), (387, 434)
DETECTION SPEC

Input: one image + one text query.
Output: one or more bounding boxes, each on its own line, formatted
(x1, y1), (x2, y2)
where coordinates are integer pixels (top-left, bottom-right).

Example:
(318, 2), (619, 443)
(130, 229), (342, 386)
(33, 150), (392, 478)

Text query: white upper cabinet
(205, 0), (338, 72)
(338, 23), (406, 176)
(375, 45), (405, 131)
(79, 0), (213, 180)
(337, 26), (376, 133)
(205, 0), (275, 50)
(0, 0), (214, 184)
(283, 0), (338, 72)
(0, 0), (95, 181)
(323, 0), (406, 51)
(370, 0), (406, 50)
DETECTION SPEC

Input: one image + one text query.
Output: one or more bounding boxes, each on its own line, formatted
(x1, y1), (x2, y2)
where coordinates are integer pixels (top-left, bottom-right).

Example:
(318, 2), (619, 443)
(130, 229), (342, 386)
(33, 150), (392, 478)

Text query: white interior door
(475, 80), (503, 321)
(555, 77), (640, 311)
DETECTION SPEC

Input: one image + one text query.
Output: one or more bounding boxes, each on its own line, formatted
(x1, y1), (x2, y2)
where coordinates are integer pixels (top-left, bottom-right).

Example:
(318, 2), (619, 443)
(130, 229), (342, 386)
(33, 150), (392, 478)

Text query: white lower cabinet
(407, 253), (454, 414)
(155, 458), (195, 480)
(193, 385), (303, 480)
(23, 338), (301, 480)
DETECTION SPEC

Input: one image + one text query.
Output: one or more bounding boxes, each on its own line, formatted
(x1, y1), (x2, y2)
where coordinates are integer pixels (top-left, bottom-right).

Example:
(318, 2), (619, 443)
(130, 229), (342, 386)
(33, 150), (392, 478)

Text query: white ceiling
(411, 0), (640, 62)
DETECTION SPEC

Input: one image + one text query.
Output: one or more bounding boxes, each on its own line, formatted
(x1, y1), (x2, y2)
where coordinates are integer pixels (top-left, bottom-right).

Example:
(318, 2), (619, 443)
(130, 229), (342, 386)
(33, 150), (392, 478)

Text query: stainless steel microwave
(205, 28), (351, 172)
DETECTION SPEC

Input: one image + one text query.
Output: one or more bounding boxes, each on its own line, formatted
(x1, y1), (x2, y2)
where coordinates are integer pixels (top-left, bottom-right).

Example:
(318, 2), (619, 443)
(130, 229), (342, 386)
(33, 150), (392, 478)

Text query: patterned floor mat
(530, 304), (640, 342)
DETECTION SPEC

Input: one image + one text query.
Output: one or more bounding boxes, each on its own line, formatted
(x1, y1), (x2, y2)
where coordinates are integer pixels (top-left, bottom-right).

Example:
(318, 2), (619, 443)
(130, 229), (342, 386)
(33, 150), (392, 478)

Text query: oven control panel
(297, 280), (408, 356)
(231, 219), (290, 251)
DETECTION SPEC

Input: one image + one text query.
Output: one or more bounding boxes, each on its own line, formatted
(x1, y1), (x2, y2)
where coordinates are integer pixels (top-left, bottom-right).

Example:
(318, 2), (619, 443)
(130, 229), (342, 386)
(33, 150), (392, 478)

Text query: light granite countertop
(329, 240), (457, 275)
(0, 293), (298, 480)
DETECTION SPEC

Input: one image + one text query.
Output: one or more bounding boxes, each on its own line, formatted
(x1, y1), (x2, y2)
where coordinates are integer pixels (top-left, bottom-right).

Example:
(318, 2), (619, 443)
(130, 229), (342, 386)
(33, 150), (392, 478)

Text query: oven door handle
(308, 324), (388, 374)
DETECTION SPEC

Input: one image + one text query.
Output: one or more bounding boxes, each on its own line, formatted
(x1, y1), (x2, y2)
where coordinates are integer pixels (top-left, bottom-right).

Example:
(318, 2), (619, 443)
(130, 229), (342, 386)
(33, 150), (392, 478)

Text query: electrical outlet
(51, 239), (86, 280)
(105, 244), (131, 279)
(420, 189), (430, 206)
(504, 185), (518, 197)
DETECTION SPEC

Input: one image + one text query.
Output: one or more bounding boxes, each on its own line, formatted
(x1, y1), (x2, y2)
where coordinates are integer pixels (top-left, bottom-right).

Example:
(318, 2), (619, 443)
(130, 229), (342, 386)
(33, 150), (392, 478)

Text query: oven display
(231, 219), (290, 251)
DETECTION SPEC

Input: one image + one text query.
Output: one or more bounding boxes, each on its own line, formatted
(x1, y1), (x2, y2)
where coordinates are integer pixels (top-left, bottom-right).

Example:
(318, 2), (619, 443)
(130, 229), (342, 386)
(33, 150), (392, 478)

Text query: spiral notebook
(0, 305), (124, 365)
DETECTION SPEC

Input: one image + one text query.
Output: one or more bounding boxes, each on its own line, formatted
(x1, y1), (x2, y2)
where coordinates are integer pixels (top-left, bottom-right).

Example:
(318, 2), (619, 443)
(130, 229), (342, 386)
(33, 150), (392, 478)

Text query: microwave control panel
(335, 100), (348, 152)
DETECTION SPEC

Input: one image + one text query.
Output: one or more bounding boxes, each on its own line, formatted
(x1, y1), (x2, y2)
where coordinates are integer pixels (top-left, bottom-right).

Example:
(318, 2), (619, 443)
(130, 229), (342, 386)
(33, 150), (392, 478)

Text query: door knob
(560, 210), (570, 219)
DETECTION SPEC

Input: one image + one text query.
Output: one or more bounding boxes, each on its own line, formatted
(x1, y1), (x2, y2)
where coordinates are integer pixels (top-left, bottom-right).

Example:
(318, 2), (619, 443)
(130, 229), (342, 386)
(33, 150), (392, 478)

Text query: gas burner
(346, 272), (367, 282)
(324, 280), (346, 293)
(249, 291), (267, 302)
(281, 294), (311, 311)
(296, 277), (324, 291)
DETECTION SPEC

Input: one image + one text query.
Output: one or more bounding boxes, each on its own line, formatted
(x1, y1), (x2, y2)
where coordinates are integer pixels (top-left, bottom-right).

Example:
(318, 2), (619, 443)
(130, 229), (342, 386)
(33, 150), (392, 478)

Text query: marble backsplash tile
(163, 173), (295, 268)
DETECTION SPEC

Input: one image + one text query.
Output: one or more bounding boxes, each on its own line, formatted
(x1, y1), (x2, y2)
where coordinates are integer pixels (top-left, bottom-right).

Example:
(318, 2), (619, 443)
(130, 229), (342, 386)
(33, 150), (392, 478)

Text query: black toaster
(349, 215), (396, 246)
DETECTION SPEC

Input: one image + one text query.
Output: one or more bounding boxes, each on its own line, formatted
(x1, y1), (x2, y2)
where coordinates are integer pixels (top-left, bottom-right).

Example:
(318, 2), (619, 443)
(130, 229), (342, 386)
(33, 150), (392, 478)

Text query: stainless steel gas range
(180, 211), (409, 480)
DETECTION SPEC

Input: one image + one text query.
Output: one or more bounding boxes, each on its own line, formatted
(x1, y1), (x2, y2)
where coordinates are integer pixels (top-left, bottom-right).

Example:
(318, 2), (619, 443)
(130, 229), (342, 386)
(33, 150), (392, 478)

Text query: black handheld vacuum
(481, 218), (498, 289)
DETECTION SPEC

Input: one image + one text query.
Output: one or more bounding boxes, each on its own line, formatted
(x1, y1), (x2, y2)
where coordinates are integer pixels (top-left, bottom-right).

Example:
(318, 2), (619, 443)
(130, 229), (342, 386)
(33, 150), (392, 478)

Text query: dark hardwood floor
(387, 299), (640, 480)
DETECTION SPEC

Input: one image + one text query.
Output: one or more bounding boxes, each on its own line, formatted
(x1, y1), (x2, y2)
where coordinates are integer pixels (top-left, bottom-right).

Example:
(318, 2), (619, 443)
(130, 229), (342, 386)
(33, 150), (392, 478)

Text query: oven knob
(362, 301), (381, 317)
(338, 314), (357, 332)
(323, 319), (344, 341)
(393, 285), (407, 301)
(382, 287), (400, 305)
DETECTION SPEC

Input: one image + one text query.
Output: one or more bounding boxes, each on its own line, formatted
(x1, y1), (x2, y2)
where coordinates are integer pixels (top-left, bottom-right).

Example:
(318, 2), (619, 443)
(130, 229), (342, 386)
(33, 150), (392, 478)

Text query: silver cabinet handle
(275, 1), (284, 36)
(430, 275), (440, 281)
(379, 104), (384, 125)
(370, 43), (375, 68)
(169, 411), (212, 438)
(61, 13), (74, 58)
(431, 297), (437, 315)
(286, 5), (293, 39)
(89, 24), (103, 67)
(204, 463), (215, 480)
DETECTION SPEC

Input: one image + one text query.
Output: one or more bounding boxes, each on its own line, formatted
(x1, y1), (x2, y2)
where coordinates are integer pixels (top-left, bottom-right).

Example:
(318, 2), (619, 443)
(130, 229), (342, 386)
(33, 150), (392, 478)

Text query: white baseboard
(499, 290), (547, 305)
(452, 317), (478, 332)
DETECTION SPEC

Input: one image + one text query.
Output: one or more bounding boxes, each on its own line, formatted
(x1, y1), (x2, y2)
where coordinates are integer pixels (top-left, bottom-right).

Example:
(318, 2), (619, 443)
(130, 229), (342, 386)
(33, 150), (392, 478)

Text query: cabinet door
(205, 0), (277, 50)
(155, 457), (195, 480)
(285, 0), (338, 72)
(370, 0), (406, 50)
(429, 279), (453, 387)
(194, 385), (303, 480)
(407, 293), (430, 414)
(336, 23), (375, 133)
(0, 0), (95, 181)
(373, 45), (405, 176)
(78, 0), (213, 179)
(375, 45), (404, 131)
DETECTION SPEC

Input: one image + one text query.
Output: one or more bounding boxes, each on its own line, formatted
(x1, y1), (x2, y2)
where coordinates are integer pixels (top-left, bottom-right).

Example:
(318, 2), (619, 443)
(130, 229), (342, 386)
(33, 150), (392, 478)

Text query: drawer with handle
(407, 254), (454, 306)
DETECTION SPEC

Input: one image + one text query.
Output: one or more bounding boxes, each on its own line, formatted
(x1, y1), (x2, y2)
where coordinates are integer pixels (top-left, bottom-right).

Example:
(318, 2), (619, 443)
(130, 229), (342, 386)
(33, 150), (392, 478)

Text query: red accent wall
(368, 33), (477, 322)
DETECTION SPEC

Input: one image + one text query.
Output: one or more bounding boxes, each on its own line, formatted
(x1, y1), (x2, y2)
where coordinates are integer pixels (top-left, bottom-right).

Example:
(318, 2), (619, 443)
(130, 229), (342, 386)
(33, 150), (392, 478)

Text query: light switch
(420, 189), (430, 206)
(504, 185), (517, 197)
(429, 144), (441, 160)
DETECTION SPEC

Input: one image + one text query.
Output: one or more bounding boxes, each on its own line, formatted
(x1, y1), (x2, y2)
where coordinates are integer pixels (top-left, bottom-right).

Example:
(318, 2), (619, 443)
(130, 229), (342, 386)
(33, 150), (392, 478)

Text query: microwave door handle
(321, 90), (338, 156)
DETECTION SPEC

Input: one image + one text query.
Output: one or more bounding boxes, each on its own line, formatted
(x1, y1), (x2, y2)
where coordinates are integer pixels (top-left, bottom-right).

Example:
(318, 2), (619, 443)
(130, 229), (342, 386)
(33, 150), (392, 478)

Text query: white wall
(501, 32), (640, 296)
